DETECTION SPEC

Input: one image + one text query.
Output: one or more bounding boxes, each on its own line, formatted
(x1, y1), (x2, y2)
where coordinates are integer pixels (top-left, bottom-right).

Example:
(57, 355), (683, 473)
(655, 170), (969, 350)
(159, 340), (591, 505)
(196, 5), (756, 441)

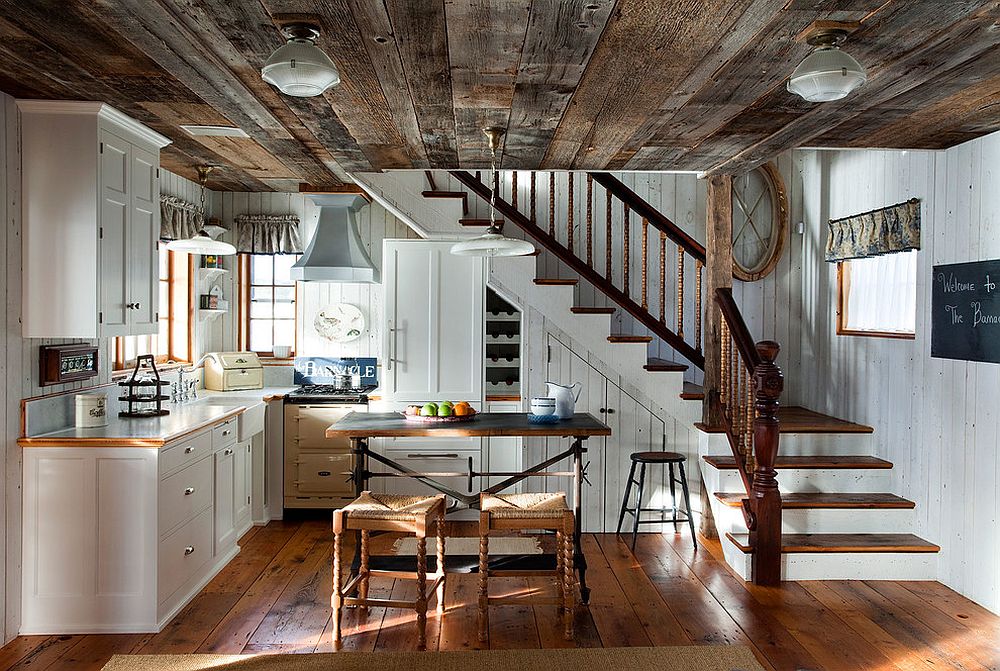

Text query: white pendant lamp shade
(450, 126), (535, 258)
(451, 229), (535, 257)
(787, 28), (867, 103)
(166, 224), (236, 256)
(262, 24), (340, 98)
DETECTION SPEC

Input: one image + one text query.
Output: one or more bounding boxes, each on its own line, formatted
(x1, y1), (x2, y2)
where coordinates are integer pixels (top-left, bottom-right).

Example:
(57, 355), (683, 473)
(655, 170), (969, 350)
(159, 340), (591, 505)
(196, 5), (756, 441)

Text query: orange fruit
(453, 403), (474, 416)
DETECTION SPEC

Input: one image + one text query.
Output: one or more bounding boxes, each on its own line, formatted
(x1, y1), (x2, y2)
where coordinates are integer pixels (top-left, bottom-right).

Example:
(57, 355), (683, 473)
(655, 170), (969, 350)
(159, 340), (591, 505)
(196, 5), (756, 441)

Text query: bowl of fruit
(402, 401), (477, 422)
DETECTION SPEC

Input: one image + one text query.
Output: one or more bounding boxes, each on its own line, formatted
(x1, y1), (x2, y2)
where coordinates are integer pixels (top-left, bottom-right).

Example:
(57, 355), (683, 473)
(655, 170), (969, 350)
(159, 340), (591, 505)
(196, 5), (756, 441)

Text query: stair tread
(726, 532), (940, 554)
(422, 190), (467, 198)
(680, 382), (704, 400)
(704, 455), (893, 469)
(644, 358), (688, 372)
(571, 306), (617, 315)
(698, 406), (874, 434)
(608, 334), (652, 343)
(714, 491), (915, 509)
(534, 278), (578, 286)
(459, 218), (502, 226)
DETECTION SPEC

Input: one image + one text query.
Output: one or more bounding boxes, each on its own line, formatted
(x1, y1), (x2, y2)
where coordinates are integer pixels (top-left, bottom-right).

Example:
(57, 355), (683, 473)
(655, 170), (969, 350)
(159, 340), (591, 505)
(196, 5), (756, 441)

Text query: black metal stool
(615, 451), (697, 551)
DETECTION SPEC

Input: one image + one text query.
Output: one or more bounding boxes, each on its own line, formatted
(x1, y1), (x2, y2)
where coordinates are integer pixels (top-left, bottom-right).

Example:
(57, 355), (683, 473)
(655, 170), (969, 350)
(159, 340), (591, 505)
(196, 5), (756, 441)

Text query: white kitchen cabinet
(234, 439), (253, 534)
(18, 100), (171, 338)
(21, 419), (245, 634)
(382, 240), (485, 404)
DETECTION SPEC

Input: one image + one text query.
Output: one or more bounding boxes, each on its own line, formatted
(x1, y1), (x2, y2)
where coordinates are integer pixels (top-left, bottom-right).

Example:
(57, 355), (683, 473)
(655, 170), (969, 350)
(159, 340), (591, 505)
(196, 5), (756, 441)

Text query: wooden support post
(703, 174), (733, 427)
(750, 341), (783, 586)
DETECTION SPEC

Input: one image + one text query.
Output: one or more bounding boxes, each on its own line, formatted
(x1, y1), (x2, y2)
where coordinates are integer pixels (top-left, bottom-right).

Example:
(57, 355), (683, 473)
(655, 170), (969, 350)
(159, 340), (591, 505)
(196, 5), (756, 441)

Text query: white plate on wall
(314, 303), (366, 343)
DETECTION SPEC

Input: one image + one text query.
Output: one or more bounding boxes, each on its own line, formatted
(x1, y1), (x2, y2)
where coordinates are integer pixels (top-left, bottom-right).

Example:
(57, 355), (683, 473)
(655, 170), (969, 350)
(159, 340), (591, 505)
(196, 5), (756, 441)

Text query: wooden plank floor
(2, 518), (998, 670)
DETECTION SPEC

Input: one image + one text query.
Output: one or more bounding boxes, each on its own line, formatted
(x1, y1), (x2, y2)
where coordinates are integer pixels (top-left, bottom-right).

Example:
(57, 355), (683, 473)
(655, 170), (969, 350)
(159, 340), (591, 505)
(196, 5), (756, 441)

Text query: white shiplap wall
(207, 191), (418, 358)
(795, 134), (1000, 614)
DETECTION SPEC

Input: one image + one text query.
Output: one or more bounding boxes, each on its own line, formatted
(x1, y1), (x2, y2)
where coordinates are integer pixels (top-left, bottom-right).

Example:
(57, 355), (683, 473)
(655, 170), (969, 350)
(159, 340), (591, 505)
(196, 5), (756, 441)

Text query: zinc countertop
(19, 386), (295, 448)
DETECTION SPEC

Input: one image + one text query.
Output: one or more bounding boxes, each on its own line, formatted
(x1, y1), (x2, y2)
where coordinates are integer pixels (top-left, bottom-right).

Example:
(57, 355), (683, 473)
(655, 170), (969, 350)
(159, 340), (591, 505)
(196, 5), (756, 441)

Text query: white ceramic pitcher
(545, 381), (582, 419)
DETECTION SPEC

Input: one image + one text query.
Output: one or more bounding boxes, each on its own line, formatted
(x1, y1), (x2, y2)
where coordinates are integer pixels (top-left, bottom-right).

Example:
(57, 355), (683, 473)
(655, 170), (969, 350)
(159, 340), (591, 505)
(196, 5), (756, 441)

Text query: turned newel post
(750, 340), (783, 586)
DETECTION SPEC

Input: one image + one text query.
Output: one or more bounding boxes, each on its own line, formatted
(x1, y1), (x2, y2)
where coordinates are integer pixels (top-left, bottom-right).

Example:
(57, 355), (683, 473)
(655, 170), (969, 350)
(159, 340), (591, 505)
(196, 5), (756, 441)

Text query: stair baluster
(530, 172), (536, 225)
(641, 218), (648, 310)
(623, 204), (630, 297)
(676, 246), (685, 339)
(659, 233), (666, 324)
(567, 173), (574, 254)
(549, 173), (555, 237)
(586, 175), (593, 266)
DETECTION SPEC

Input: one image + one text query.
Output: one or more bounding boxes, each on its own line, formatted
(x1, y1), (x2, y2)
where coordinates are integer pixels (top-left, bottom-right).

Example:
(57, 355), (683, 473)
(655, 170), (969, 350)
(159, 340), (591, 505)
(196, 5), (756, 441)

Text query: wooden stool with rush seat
(331, 492), (446, 650)
(478, 492), (575, 641)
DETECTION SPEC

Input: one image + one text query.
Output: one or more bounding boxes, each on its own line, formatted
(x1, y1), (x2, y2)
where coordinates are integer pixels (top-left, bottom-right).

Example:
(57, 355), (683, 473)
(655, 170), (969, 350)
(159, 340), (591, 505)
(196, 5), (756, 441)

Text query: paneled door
(128, 144), (160, 334)
(383, 240), (485, 404)
(544, 335), (666, 533)
(99, 130), (130, 337)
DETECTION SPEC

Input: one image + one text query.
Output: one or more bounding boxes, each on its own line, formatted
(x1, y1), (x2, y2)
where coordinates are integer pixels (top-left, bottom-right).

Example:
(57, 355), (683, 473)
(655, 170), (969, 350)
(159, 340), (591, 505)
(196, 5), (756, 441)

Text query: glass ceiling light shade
(261, 23), (340, 98)
(451, 127), (535, 258)
(787, 29), (867, 103)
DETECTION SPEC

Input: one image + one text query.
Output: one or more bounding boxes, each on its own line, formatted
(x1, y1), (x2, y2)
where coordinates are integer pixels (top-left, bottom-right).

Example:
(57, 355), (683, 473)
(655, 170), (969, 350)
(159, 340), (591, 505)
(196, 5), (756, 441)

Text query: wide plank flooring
(2, 518), (998, 671)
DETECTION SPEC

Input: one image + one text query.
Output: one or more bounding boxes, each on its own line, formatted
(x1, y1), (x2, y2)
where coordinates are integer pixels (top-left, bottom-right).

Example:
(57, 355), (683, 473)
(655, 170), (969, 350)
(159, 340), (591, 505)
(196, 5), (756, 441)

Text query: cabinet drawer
(158, 455), (213, 535)
(381, 436), (481, 454)
(160, 429), (212, 476)
(294, 452), (354, 496)
(377, 451), (480, 506)
(158, 506), (213, 604)
(212, 419), (238, 450)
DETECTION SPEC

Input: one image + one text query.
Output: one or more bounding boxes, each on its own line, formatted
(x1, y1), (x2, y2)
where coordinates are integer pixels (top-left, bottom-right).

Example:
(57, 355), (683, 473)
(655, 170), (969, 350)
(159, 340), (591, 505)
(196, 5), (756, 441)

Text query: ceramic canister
(530, 397), (557, 416)
(75, 393), (108, 428)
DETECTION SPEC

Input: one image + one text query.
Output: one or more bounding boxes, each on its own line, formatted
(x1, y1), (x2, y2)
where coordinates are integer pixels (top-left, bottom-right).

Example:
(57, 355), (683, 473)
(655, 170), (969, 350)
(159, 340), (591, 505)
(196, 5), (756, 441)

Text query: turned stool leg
(415, 534), (428, 650)
(332, 528), (344, 649)
(359, 529), (370, 610)
(562, 513), (575, 640)
(478, 514), (489, 643)
(436, 510), (446, 614)
(555, 530), (565, 600)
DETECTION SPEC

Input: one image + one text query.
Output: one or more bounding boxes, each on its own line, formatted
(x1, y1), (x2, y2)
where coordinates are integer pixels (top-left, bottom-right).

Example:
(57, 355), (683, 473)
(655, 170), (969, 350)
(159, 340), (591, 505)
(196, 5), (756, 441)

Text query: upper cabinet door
(383, 241), (484, 403)
(99, 130), (131, 337)
(128, 145), (159, 335)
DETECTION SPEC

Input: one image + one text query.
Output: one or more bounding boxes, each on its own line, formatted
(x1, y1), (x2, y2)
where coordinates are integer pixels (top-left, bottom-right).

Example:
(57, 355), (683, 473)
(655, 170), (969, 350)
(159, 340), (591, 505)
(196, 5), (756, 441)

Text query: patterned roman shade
(159, 195), (203, 241)
(235, 214), (303, 254)
(825, 198), (921, 262)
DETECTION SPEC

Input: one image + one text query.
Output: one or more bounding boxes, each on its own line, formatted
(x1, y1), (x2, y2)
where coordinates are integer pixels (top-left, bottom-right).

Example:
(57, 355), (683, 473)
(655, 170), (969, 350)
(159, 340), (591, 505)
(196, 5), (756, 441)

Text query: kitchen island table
(326, 412), (611, 603)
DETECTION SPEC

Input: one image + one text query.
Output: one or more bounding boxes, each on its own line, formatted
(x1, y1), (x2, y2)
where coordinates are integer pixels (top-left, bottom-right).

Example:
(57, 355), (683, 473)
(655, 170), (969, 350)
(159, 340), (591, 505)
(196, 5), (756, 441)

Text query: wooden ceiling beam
(706, 0), (1000, 175)
(445, 0), (531, 167)
(502, 0), (614, 169)
(383, 0), (460, 167)
(347, 0), (430, 168)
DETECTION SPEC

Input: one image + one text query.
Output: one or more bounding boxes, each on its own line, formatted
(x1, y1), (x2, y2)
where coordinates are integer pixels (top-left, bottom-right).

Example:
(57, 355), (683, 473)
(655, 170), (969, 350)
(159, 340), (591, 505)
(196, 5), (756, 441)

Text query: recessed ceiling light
(180, 125), (250, 138)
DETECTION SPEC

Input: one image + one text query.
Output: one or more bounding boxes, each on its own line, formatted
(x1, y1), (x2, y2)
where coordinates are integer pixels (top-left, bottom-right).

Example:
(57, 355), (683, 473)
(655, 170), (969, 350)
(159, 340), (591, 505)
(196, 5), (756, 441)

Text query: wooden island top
(325, 411), (612, 438)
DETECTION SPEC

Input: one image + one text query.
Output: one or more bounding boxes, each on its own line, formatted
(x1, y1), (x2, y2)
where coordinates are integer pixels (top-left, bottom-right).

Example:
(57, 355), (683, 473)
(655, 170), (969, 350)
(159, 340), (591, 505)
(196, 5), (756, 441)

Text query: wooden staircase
(419, 170), (940, 583)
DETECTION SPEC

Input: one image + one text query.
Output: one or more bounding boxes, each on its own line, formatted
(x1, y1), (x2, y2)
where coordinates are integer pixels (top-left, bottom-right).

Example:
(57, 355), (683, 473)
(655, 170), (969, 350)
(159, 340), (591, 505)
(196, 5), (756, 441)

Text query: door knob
(598, 408), (606, 414)
(606, 408), (615, 414)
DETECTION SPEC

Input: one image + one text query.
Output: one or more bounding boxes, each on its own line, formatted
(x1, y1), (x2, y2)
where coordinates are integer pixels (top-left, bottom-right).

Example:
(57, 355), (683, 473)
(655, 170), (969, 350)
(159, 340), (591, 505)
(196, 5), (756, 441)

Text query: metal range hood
(290, 193), (380, 283)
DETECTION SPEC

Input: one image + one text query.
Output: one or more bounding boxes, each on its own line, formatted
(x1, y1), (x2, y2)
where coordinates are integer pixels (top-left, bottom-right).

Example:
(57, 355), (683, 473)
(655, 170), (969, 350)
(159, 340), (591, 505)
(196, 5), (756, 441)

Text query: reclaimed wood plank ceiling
(0, 0), (996, 190)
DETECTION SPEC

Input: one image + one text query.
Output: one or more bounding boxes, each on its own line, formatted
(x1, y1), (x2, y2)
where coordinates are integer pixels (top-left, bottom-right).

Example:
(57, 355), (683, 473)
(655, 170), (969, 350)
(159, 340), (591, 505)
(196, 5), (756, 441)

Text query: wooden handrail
(715, 288), (761, 370)
(713, 288), (783, 586)
(590, 172), (706, 264)
(451, 170), (705, 369)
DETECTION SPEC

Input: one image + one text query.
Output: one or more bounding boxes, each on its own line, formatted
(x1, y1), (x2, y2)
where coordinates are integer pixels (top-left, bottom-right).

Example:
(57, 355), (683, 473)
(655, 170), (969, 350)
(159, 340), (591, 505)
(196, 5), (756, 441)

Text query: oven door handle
(387, 321), (396, 371)
(407, 453), (460, 459)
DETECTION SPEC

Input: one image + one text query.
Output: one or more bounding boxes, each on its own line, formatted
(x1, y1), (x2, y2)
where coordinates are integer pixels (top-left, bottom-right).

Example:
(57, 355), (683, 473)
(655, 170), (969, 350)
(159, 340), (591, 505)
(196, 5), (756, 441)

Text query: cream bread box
(203, 352), (264, 391)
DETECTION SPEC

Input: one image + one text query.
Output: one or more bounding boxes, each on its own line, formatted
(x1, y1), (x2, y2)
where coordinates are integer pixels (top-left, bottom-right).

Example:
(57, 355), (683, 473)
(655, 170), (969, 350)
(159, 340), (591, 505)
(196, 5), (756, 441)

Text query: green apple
(439, 400), (454, 410)
(438, 404), (453, 417)
(421, 402), (438, 416)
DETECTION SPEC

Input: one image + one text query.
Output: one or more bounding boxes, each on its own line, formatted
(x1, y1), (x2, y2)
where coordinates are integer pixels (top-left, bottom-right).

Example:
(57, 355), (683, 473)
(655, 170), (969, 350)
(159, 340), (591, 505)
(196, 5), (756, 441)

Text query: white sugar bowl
(530, 397), (557, 416)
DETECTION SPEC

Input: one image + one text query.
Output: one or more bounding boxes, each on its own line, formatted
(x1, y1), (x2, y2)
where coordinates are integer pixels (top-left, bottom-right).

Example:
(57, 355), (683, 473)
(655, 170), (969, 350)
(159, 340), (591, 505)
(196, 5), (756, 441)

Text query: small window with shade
(837, 250), (917, 338)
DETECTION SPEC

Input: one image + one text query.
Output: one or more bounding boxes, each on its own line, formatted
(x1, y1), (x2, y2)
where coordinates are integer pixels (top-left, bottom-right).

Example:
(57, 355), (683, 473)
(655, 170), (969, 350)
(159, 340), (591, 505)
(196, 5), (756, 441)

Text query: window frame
(836, 258), (916, 340)
(238, 253), (298, 357)
(113, 248), (194, 370)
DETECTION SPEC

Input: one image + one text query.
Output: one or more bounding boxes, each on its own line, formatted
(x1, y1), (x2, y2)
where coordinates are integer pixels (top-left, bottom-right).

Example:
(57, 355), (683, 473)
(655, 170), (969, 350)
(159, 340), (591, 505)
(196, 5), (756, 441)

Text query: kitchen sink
(196, 396), (265, 442)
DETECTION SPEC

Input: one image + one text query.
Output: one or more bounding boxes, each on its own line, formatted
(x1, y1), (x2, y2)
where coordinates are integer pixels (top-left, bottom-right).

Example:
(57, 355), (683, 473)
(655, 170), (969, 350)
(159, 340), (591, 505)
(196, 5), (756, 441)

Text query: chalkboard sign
(931, 259), (1000, 363)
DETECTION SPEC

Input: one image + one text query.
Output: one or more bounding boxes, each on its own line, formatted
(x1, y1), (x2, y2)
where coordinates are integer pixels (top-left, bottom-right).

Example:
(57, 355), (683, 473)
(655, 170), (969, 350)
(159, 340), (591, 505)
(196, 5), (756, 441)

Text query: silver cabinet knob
(184, 546), (195, 556)
(185, 446), (195, 454)
(184, 487), (195, 495)
(224, 448), (234, 456)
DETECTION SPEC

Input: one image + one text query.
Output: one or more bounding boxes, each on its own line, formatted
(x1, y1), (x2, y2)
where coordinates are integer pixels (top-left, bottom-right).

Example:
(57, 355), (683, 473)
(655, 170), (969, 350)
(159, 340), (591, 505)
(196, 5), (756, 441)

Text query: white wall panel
(795, 133), (1000, 614)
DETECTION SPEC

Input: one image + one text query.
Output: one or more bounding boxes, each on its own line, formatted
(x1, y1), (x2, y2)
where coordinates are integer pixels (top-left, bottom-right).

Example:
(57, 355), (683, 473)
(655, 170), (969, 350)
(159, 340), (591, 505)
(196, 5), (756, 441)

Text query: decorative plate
(314, 303), (365, 343)
(401, 412), (478, 423)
